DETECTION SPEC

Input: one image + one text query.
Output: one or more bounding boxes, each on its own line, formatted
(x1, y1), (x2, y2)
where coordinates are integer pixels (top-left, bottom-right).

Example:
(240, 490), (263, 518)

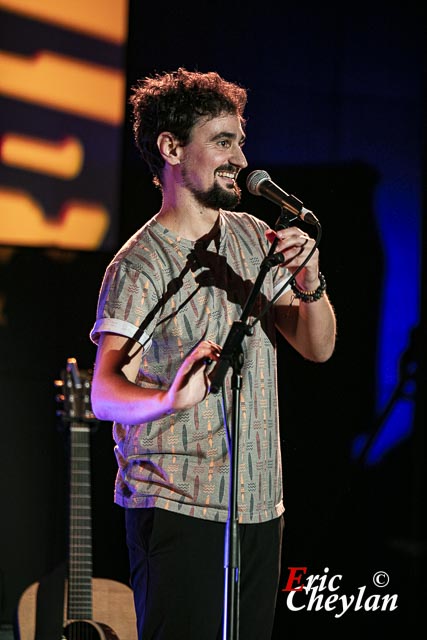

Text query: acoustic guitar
(15, 358), (137, 640)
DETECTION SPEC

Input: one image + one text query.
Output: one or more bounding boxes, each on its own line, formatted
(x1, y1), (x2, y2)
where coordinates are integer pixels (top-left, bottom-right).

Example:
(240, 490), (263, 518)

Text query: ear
(157, 132), (183, 166)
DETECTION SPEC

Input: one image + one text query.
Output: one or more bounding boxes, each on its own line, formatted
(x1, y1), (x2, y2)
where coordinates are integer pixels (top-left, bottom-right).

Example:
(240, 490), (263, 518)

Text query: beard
(183, 169), (242, 210)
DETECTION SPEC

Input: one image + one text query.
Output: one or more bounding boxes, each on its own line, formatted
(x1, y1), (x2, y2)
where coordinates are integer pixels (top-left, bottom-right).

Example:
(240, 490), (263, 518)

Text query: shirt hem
(114, 493), (285, 524)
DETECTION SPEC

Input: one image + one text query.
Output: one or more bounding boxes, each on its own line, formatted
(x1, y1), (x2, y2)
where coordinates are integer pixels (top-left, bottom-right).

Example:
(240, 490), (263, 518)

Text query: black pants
(125, 508), (284, 640)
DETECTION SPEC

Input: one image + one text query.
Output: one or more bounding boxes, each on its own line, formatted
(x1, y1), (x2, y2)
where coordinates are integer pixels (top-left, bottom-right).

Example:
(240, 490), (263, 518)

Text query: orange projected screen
(0, 0), (129, 251)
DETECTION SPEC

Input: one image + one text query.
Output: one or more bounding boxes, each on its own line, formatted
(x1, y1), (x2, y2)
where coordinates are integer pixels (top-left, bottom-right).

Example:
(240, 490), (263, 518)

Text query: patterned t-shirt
(90, 210), (291, 524)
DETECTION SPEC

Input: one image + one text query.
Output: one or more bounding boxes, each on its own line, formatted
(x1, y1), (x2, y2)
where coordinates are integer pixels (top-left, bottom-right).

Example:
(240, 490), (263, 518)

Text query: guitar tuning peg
(66, 357), (82, 388)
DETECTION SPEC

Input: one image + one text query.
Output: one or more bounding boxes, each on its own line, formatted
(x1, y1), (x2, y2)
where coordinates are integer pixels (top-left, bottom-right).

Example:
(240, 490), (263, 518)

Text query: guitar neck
(64, 359), (96, 621)
(68, 420), (93, 620)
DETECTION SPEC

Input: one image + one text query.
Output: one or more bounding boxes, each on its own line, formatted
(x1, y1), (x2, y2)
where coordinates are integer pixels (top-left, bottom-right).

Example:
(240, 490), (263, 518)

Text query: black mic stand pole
(210, 208), (297, 640)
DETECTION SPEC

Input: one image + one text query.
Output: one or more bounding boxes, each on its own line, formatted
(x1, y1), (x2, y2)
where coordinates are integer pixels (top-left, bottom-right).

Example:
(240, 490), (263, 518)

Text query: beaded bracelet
(290, 272), (327, 303)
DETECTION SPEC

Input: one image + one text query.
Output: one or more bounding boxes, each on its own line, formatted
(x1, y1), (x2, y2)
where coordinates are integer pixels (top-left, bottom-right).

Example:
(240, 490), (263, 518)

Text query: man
(90, 67), (336, 639)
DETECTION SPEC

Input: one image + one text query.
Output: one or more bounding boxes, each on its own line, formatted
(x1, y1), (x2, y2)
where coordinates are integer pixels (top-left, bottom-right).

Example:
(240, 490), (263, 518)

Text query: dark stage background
(0, 1), (425, 637)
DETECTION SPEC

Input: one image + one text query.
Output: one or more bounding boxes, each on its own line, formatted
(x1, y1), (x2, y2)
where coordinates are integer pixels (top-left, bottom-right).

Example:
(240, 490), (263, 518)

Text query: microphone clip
(275, 208), (299, 230)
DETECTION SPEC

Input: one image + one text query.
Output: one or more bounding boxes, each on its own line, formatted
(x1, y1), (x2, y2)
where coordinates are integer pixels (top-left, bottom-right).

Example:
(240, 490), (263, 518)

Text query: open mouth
(217, 170), (237, 186)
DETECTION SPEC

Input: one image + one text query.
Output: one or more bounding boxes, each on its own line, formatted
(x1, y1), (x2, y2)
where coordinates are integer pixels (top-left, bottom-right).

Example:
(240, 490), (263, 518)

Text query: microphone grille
(246, 169), (270, 195)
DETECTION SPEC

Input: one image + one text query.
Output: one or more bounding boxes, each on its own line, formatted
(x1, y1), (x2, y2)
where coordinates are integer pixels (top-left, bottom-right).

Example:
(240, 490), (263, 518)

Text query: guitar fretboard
(64, 366), (95, 621)
(68, 423), (93, 620)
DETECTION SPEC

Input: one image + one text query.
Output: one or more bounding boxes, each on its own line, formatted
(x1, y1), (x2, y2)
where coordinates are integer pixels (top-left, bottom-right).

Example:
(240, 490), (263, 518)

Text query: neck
(156, 196), (221, 242)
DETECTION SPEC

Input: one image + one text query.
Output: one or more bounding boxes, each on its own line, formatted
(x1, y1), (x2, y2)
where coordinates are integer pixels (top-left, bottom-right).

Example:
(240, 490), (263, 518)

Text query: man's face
(179, 113), (248, 210)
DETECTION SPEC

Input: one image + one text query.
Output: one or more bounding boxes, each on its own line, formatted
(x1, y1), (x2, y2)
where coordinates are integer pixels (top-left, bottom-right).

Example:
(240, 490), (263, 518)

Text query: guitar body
(16, 576), (137, 640)
(63, 619), (118, 640)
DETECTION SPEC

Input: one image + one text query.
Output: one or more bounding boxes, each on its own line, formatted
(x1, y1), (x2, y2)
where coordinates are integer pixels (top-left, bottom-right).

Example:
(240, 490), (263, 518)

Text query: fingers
(168, 340), (222, 409)
(179, 340), (221, 379)
(203, 339), (222, 365)
(267, 227), (311, 247)
(196, 341), (222, 398)
(191, 340), (221, 364)
(266, 228), (318, 269)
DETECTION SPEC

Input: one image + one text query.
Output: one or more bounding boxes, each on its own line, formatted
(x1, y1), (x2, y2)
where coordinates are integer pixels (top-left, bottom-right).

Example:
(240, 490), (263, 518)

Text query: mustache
(216, 165), (237, 175)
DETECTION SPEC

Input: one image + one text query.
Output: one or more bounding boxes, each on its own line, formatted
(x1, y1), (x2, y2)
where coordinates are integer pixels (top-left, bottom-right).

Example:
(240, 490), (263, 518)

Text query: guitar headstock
(55, 357), (99, 426)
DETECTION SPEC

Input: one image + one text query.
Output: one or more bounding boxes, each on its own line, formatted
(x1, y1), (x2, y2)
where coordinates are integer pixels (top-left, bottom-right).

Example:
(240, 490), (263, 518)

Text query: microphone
(246, 169), (319, 225)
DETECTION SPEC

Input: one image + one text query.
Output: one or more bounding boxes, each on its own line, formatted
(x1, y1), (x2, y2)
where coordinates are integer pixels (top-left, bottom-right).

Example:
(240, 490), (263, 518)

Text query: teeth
(218, 172), (236, 179)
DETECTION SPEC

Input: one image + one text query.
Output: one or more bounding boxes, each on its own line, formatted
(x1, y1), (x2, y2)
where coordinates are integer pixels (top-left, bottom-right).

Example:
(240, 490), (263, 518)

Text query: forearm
(91, 337), (219, 424)
(293, 293), (337, 362)
(91, 373), (172, 425)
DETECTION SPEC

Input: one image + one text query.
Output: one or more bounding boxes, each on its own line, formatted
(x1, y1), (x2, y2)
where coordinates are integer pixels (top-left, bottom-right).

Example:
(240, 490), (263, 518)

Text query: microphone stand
(210, 208), (298, 640)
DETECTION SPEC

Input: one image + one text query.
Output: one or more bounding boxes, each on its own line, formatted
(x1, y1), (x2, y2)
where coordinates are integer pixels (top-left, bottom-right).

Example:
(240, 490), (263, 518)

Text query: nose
(231, 145), (248, 169)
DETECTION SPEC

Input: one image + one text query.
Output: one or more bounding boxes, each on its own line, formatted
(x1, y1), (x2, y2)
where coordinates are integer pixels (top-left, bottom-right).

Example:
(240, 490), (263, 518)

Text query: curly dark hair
(129, 67), (248, 185)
